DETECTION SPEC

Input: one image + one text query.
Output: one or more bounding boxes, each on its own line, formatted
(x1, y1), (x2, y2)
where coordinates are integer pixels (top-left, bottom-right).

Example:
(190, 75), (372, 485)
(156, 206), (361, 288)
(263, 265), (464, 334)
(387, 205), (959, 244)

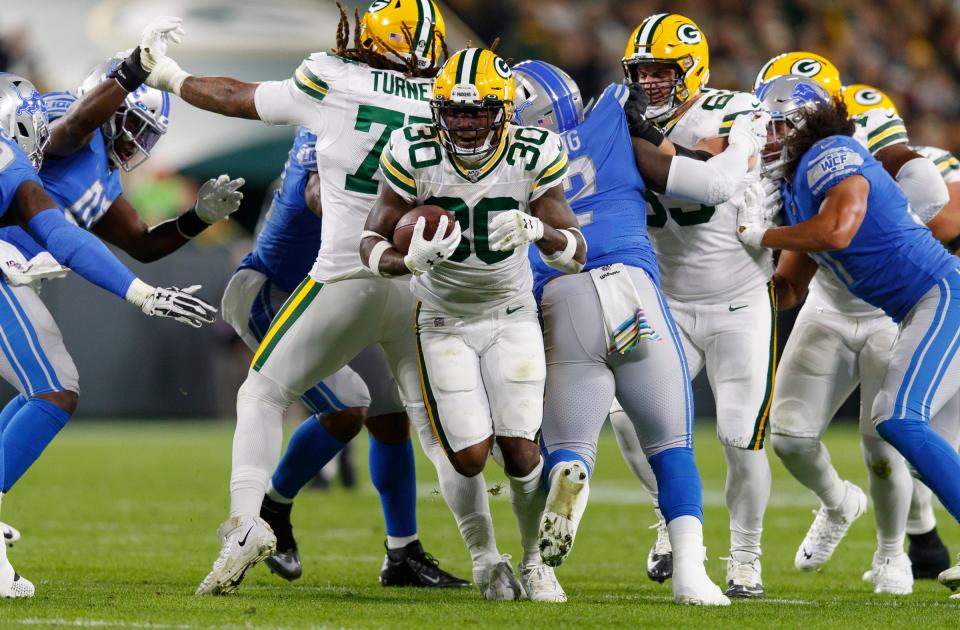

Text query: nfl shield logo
(433, 317), (445, 328)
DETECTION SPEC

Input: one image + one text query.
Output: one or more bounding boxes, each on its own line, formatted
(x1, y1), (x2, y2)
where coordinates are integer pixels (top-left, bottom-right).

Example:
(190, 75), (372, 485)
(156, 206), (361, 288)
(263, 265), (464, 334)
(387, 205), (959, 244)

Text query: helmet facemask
(761, 114), (805, 179)
(432, 93), (509, 167)
(19, 108), (50, 170)
(623, 59), (690, 123)
(104, 104), (165, 172)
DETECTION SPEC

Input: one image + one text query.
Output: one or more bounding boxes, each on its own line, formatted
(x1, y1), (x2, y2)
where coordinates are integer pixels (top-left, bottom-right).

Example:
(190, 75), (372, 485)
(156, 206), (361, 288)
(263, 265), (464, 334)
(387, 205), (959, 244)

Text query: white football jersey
(645, 88), (772, 303)
(809, 109), (912, 318)
(381, 123), (568, 315)
(254, 53), (434, 282)
(915, 145), (960, 184)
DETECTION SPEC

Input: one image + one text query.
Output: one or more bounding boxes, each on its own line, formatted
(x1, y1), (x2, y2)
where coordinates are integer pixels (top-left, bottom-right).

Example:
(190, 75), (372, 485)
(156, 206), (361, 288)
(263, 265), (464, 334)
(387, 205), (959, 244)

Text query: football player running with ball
(141, 2), (486, 596)
(609, 13), (774, 598)
(510, 59), (730, 606)
(360, 48), (585, 601)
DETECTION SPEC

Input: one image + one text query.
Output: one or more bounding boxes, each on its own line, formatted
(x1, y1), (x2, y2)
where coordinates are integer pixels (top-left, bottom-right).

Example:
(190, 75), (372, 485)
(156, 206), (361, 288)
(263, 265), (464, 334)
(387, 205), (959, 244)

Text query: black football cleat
(379, 540), (470, 588)
(259, 495), (302, 581)
(908, 527), (951, 579)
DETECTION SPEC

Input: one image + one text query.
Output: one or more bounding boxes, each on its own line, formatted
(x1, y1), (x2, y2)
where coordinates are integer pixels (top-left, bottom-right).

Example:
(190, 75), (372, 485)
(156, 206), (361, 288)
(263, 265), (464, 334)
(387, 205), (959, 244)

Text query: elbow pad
(896, 157), (950, 223)
(542, 228), (584, 274)
(665, 142), (752, 205)
(27, 209), (135, 298)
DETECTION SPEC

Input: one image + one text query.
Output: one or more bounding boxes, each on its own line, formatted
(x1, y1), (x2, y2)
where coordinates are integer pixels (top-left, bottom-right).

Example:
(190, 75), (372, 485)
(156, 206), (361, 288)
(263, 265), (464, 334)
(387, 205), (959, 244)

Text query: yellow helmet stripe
(634, 13), (668, 55)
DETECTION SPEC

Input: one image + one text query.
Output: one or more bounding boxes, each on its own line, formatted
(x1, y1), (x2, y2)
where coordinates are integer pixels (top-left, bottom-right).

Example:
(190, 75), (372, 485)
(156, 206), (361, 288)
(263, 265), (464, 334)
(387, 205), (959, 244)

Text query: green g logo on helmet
(368, 0), (391, 12)
(854, 88), (882, 106)
(494, 57), (512, 79)
(677, 24), (702, 44)
(791, 59), (822, 77)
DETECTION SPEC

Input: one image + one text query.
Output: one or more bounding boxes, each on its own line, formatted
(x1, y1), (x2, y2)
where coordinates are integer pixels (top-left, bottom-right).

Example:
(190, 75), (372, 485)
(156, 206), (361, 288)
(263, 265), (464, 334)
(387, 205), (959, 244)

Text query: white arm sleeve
(253, 80), (318, 127)
(664, 141), (753, 205)
(896, 156), (950, 223)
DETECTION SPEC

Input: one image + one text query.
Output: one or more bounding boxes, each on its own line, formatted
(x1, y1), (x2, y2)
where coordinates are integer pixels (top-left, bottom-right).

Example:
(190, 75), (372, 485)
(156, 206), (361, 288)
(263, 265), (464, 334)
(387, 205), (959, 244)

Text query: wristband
(108, 47), (150, 92)
(629, 118), (665, 147)
(175, 208), (209, 239)
(361, 230), (392, 276)
(542, 228), (583, 273)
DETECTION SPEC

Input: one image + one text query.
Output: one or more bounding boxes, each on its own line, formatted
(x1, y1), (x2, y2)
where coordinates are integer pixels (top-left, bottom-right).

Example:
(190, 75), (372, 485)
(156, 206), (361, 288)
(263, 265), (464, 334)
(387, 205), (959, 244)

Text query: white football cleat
(1, 522), (20, 547)
(672, 554), (730, 606)
(724, 556), (765, 599)
(0, 559), (34, 598)
(473, 555), (525, 601)
(517, 561), (566, 602)
(868, 552), (913, 595)
(938, 554), (960, 592)
(646, 516), (673, 583)
(795, 481), (867, 571)
(539, 461), (589, 567)
(195, 515), (276, 596)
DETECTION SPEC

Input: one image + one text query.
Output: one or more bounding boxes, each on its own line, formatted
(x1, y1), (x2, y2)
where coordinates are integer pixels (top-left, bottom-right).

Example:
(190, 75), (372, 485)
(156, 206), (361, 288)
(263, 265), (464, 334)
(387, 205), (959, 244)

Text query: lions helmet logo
(368, 0), (391, 13)
(677, 24), (702, 44)
(854, 88), (882, 106)
(494, 57), (512, 79)
(790, 59), (822, 77)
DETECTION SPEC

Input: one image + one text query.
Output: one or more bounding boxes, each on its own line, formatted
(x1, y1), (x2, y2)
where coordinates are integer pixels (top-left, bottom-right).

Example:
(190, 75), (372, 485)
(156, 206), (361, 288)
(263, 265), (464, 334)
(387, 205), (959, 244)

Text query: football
(392, 205), (456, 254)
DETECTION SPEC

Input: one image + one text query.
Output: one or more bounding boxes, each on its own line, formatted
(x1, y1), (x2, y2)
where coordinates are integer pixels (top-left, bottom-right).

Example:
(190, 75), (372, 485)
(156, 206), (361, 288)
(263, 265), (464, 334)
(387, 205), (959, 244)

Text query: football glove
(125, 279), (217, 328)
(195, 175), (245, 224)
(727, 111), (771, 156)
(737, 184), (769, 250)
(403, 216), (462, 276)
(141, 16), (191, 95)
(489, 210), (544, 252)
(759, 177), (784, 225)
(623, 83), (664, 146)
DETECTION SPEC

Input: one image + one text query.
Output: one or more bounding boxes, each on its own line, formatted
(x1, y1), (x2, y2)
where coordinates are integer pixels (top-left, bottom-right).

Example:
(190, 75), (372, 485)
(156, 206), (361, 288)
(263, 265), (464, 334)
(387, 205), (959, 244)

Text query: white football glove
(141, 16), (191, 95)
(737, 183), (770, 250)
(488, 210), (544, 252)
(403, 216), (462, 276)
(759, 177), (784, 225)
(125, 279), (217, 328)
(195, 175), (245, 223)
(727, 111), (771, 156)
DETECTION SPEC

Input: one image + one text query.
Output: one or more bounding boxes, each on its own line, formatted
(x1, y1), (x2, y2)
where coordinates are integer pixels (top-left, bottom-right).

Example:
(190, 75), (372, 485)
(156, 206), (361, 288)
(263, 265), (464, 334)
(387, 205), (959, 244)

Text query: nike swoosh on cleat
(506, 306), (523, 314)
(238, 527), (254, 548)
(802, 549), (813, 560)
(421, 573), (441, 585)
(728, 305), (748, 312)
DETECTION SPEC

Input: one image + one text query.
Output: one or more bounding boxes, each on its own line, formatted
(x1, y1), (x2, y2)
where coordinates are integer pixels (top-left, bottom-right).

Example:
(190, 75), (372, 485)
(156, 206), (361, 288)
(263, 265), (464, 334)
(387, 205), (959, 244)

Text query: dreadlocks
(783, 97), (856, 179)
(333, 2), (447, 78)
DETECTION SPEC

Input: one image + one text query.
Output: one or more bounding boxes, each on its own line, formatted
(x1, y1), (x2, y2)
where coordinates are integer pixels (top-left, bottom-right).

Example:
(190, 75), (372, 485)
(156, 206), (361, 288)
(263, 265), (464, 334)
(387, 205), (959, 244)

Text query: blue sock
(0, 395), (26, 434)
(271, 416), (344, 499)
(544, 448), (592, 489)
(369, 435), (417, 538)
(3, 397), (71, 492)
(649, 447), (703, 522)
(877, 418), (960, 521)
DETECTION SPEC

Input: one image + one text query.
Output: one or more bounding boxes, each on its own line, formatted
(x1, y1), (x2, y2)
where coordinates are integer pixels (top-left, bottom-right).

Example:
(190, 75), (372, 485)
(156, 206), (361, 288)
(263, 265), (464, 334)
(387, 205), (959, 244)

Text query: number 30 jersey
(254, 52), (434, 282)
(380, 123), (568, 315)
(646, 88), (773, 304)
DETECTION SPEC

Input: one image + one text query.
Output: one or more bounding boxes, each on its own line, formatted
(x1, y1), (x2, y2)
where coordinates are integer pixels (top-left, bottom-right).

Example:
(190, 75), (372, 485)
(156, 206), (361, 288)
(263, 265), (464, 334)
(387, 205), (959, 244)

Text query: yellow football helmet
(360, 0), (445, 69)
(622, 13), (709, 123)
(431, 48), (515, 164)
(842, 83), (900, 116)
(753, 51), (842, 98)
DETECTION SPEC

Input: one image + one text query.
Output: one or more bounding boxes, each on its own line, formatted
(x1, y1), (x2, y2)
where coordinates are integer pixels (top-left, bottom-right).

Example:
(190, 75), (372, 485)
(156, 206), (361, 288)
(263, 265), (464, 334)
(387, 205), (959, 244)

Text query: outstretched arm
(774, 250), (819, 310)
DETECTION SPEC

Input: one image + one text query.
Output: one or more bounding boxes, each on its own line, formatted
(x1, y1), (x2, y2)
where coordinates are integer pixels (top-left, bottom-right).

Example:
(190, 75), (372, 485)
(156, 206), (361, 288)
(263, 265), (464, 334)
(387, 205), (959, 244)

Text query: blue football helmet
(511, 60), (583, 134)
(78, 57), (171, 172)
(754, 75), (831, 177)
(0, 73), (49, 170)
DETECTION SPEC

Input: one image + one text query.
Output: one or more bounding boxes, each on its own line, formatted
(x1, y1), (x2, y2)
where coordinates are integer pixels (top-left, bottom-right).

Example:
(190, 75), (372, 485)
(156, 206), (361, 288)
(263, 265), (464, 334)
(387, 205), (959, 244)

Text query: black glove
(108, 47), (150, 92)
(624, 82), (664, 146)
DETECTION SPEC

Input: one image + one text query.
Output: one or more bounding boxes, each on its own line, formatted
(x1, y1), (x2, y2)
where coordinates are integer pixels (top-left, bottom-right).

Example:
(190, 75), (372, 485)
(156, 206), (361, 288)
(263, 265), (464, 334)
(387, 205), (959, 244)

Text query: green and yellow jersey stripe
(750, 279), (778, 450)
(380, 148), (418, 197)
(294, 63), (330, 102)
(531, 150), (569, 193)
(866, 118), (908, 153)
(252, 278), (322, 371)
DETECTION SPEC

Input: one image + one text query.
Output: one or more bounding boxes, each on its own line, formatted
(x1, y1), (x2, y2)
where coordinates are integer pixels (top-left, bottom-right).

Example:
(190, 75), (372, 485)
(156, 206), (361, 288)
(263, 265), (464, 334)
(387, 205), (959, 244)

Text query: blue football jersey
(0, 133), (42, 218)
(530, 83), (660, 299)
(784, 135), (957, 322)
(38, 91), (123, 229)
(239, 127), (322, 293)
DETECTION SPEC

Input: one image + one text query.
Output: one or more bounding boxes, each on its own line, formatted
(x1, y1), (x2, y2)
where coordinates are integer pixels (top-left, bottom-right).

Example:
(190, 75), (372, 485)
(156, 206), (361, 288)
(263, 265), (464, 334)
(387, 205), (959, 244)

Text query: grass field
(1, 419), (959, 629)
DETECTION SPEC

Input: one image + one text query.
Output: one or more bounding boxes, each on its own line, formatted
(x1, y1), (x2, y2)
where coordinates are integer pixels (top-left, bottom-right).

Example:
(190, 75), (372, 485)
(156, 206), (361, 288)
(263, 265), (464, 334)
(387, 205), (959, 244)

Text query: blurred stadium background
(1, 0), (956, 418)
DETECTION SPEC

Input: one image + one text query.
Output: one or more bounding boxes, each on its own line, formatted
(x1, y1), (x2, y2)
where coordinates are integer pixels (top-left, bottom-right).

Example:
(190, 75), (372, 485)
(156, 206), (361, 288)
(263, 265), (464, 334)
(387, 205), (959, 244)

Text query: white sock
(416, 431), (498, 564)
(906, 479), (938, 535)
(387, 534), (419, 550)
(723, 446), (770, 563)
(266, 482), (294, 505)
(508, 458), (546, 565)
(667, 515), (705, 566)
(0, 494), (5, 564)
(861, 433), (910, 556)
(230, 370), (289, 518)
(773, 434), (846, 509)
